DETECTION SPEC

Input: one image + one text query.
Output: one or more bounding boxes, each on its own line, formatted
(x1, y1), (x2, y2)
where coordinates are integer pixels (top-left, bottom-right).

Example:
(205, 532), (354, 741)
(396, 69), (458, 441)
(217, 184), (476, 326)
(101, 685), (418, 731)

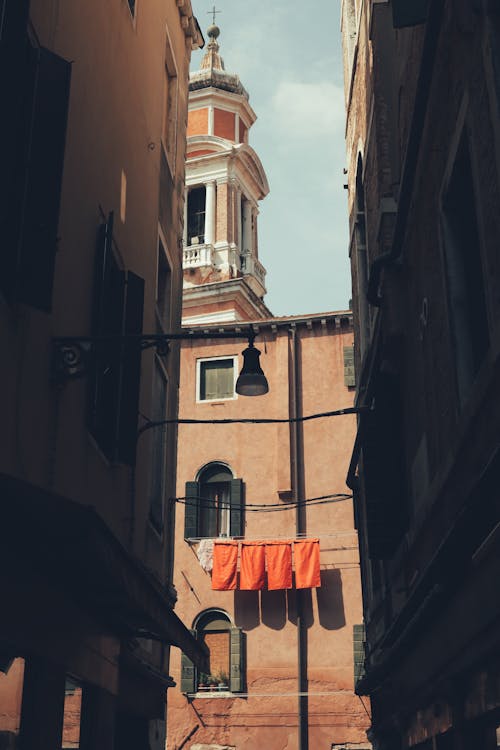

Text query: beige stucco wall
(167, 315), (370, 750)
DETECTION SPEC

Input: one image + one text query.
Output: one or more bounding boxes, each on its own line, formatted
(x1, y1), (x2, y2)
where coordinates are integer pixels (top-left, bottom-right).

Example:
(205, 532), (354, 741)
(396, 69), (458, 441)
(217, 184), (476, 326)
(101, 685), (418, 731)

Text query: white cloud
(270, 81), (345, 139)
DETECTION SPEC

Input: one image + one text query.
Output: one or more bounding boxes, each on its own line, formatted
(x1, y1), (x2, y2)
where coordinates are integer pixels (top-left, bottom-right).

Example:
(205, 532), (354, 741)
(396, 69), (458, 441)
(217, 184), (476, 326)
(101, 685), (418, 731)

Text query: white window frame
(196, 355), (238, 403)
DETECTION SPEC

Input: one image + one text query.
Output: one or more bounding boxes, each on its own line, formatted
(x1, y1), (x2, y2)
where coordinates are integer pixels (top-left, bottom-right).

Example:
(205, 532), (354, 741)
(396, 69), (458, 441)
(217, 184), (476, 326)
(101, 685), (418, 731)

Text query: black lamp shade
(235, 343), (269, 396)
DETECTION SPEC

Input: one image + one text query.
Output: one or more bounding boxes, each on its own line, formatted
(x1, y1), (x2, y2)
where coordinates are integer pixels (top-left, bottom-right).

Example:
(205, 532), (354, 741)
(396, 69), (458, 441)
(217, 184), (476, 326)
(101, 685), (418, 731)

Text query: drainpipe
(289, 326), (308, 750)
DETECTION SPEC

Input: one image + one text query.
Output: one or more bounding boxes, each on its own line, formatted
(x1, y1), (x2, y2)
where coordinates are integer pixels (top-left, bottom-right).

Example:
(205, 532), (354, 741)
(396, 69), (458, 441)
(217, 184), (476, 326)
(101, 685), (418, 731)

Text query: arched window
(180, 610), (244, 695)
(184, 463), (243, 540)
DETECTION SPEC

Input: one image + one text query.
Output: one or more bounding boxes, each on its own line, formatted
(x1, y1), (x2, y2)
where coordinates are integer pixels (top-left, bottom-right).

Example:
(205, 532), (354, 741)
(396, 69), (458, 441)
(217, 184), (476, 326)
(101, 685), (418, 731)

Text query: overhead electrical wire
(138, 406), (369, 435)
(173, 492), (353, 513)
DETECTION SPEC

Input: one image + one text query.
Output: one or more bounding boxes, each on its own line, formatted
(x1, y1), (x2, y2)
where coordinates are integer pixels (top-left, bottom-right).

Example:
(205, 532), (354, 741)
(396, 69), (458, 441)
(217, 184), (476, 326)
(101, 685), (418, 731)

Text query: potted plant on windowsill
(198, 672), (209, 691)
(215, 670), (229, 691)
(208, 674), (219, 690)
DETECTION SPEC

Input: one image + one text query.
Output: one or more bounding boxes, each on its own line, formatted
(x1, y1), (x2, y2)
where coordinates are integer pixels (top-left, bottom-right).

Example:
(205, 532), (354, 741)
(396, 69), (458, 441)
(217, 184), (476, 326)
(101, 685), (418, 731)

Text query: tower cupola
(182, 22), (271, 325)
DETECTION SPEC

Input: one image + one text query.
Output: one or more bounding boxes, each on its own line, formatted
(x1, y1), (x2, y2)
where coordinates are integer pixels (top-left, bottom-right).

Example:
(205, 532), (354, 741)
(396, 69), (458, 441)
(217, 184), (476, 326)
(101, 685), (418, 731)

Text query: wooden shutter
(88, 214), (126, 460)
(229, 628), (244, 693)
(117, 271), (145, 465)
(180, 630), (196, 694)
(0, 0), (30, 299)
(392, 0), (430, 28)
(229, 479), (243, 537)
(343, 345), (356, 387)
(17, 46), (71, 311)
(184, 481), (199, 540)
(353, 624), (365, 685)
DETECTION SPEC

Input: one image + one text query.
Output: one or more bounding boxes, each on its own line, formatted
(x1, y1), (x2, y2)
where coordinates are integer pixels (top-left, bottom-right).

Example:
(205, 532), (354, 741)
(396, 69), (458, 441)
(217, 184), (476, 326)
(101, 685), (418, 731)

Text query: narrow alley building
(342, 1), (500, 748)
(0, 1), (206, 747)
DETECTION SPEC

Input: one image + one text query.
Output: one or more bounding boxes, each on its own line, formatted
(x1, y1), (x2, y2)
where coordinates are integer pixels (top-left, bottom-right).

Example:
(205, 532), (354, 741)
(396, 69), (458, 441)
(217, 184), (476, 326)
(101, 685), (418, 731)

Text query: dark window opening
(187, 186), (206, 245)
(442, 133), (489, 406)
(127, 0), (136, 18)
(184, 465), (243, 540)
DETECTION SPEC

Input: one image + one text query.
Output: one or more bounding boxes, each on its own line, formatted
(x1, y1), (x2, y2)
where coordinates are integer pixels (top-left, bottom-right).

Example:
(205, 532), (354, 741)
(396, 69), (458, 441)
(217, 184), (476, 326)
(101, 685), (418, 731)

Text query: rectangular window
(156, 236), (171, 330)
(88, 213), (145, 465)
(187, 186), (206, 245)
(162, 33), (178, 175)
(197, 357), (236, 401)
(149, 359), (168, 532)
(442, 132), (489, 407)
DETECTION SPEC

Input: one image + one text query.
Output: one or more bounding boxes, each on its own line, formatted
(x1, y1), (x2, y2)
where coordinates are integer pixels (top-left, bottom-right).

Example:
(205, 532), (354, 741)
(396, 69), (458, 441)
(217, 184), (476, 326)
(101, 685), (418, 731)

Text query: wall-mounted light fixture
(52, 326), (269, 396)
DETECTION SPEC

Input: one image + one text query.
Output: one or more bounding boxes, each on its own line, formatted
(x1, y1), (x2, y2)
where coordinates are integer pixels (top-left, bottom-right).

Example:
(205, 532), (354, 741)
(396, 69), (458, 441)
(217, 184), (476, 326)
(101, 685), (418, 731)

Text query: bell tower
(182, 22), (271, 324)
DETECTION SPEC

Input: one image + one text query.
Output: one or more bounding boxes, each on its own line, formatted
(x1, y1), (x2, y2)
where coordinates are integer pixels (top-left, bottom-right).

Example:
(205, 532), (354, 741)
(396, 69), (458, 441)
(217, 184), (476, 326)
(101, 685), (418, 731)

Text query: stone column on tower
(205, 180), (216, 246)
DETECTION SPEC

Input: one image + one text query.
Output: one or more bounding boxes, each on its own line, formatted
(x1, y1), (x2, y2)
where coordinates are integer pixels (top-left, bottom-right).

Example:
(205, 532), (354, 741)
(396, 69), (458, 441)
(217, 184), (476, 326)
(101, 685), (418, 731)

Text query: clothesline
(188, 530), (357, 543)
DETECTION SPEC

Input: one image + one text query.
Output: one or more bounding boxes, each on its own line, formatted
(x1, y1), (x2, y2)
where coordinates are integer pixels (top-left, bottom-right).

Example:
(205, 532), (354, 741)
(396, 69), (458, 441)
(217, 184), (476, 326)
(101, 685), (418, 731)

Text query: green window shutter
(343, 345), (356, 387)
(180, 629), (196, 694)
(392, 0), (430, 28)
(229, 627), (244, 693)
(353, 624), (366, 685)
(184, 481), (199, 540)
(229, 479), (244, 537)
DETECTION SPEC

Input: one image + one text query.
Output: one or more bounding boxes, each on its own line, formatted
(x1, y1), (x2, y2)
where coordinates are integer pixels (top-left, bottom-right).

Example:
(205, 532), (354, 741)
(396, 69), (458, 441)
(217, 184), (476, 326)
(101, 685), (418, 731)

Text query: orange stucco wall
(187, 108), (209, 136)
(168, 318), (370, 750)
(214, 108), (235, 141)
(187, 149), (214, 158)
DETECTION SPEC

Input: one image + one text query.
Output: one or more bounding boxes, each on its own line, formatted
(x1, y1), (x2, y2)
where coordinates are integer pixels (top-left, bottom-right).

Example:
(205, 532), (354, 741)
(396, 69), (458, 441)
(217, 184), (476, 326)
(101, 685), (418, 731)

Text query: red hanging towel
(294, 539), (321, 589)
(240, 542), (266, 590)
(266, 541), (292, 590)
(212, 541), (238, 591)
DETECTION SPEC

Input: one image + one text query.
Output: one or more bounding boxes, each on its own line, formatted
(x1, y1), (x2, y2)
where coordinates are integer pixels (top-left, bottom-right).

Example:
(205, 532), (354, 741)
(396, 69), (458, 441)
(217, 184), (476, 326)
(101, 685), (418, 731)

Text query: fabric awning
(0, 473), (208, 670)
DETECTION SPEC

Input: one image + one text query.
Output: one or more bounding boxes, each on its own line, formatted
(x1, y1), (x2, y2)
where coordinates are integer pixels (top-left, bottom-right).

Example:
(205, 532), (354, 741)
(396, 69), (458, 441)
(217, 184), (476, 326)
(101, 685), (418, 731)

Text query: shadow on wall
(233, 570), (345, 631)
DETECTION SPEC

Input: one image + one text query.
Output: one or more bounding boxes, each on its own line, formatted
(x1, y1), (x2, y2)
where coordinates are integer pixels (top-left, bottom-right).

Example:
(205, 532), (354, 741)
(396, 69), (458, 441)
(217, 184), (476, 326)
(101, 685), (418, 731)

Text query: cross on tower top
(207, 5), (221, 25)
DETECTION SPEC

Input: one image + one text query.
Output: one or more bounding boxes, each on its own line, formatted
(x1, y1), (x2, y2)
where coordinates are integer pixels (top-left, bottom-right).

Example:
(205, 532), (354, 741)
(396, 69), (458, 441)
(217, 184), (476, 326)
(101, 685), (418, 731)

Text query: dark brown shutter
(229, 479), (243, 537)
(117, 271), (145, 465)
(180, 629), (196, 693)
(229, 628), (244, 693)
(17, 46), (71, 311)
(88, 214), (126, 460)
(184, 481), (199, 540)
(392, 0), (430, 28)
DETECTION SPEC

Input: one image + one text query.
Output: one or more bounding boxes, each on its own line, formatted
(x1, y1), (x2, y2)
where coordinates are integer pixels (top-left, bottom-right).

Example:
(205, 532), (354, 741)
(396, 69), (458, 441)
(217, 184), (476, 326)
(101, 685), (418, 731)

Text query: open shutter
(343, 345), (356, 387)
(184, 481), (199, 540)
(0, 0), (30, 299)
(88, 214), (126, 460)
(392, 0), (430, 28)
(229, 479), (243, 537)
(229, 627), (244, 693)
(117, 271), (145, 465)
(353, 624), (365, 685)
(17, 46), (71, 310)
(180, 630), (196, 694)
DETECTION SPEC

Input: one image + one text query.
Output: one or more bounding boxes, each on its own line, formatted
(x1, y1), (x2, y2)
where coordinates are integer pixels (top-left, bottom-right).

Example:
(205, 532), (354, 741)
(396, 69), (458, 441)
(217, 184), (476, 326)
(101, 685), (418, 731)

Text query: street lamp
(52, 326), (269, 396)
(235, 336), (269, 396)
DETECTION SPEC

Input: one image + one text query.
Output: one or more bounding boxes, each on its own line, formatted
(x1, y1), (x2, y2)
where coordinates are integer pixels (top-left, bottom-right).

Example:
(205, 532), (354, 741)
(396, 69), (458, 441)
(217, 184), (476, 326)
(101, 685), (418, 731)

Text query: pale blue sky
(190, 1), (351, 316)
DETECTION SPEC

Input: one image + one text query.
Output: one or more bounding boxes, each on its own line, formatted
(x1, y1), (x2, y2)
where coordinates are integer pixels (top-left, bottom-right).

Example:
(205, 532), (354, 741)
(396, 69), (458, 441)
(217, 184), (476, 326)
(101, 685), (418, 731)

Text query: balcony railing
(183, 244), (213, 269)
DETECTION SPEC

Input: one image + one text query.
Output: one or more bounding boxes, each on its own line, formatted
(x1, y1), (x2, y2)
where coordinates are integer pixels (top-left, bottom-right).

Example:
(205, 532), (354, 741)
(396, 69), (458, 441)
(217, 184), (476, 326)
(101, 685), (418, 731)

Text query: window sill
(190, 690), (234, 698)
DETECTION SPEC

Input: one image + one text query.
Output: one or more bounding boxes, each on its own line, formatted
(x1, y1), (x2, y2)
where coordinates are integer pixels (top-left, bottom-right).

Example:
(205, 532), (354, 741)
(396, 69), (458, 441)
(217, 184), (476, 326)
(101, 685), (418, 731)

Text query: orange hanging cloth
(240, 542), (266, 590)
(266, 541), (293, 590)
(212, 541), (239, 591)
(294, 539), (321, 589)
